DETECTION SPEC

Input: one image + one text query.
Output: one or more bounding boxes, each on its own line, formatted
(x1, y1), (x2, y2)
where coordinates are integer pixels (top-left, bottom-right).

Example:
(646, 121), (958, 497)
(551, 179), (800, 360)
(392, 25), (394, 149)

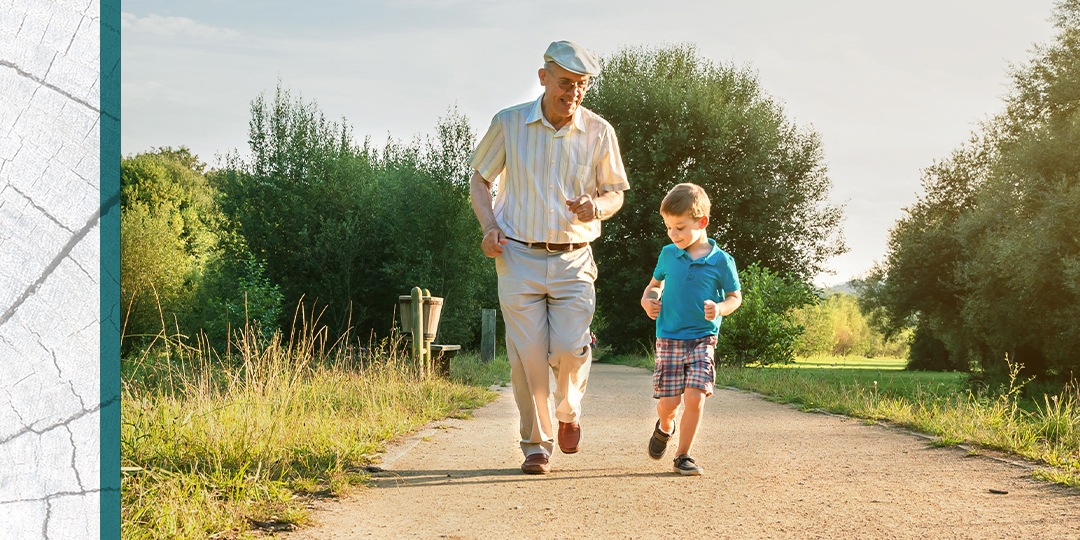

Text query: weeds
(121, 315), (501, 540)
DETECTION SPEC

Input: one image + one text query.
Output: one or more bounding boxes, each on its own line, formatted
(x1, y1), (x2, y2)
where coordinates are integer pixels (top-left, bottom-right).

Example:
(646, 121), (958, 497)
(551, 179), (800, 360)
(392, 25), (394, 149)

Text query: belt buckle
(546, 242), (558, 253)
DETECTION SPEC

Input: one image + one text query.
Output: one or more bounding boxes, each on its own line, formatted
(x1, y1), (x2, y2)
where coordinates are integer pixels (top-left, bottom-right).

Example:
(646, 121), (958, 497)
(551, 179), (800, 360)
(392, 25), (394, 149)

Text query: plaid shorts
(653, 335), (718, 398)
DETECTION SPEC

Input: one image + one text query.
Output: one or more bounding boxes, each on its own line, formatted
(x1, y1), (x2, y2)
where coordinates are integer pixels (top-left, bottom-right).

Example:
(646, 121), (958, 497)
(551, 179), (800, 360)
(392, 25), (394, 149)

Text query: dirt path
(286, 363), (1080, 539)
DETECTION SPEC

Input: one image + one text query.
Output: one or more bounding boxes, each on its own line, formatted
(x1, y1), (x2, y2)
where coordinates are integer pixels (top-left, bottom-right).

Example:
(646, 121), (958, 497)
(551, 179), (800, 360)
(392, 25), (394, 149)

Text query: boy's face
(661, 212), (709, 251)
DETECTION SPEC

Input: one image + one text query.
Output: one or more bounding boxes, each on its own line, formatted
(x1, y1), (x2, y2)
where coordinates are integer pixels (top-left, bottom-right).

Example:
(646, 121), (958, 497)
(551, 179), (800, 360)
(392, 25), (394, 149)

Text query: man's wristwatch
(595, 204), (604, 221)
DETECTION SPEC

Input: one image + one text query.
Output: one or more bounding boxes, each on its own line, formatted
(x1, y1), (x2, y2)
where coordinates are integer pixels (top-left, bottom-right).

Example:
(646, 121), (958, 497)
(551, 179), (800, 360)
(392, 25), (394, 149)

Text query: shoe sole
(674, 466), (703, 476)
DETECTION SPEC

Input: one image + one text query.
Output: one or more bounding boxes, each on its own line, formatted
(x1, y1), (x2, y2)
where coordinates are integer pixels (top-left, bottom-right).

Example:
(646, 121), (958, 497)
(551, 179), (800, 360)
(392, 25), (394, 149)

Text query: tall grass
(716, 358), (1080, 488)
(121, 319), (501, 539)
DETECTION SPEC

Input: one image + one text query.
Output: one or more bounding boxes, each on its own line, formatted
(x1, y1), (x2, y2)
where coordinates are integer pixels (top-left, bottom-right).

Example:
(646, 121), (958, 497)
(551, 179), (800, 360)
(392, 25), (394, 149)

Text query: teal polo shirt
(652, 239), (741, 339)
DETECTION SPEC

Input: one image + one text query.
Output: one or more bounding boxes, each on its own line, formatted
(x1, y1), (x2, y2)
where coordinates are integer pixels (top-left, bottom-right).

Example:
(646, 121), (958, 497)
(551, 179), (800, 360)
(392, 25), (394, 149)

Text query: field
(765, 355), (967, 400)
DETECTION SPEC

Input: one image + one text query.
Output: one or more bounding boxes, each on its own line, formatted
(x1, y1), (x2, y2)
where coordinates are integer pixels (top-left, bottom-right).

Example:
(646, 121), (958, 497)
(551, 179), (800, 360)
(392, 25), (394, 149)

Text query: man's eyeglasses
(547, 69), (590, 92)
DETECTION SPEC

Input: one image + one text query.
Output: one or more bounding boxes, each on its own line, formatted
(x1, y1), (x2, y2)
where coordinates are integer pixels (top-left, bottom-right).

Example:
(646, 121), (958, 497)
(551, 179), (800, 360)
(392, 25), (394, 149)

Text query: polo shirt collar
(676, 238), (722, 265)
(526, 94), (584, 133)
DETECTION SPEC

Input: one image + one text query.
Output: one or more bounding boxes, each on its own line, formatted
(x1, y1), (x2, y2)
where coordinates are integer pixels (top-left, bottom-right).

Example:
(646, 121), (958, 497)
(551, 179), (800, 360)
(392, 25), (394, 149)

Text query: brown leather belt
(507, 237), (589, 252)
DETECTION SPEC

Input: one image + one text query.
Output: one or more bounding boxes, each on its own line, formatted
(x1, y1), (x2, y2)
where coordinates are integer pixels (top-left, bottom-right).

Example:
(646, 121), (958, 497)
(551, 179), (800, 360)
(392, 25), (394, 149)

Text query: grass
(121, 322), (510, 540)
(450, 348), (512, 388)
(767, 355), (968, 399)
(711, 354), (1080, 489)
(783, 355), (909, 370)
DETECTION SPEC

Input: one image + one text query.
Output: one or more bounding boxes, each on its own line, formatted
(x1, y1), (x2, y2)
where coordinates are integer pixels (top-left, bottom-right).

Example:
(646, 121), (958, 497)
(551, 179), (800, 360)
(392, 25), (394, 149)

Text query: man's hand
(704, 299), (719, 321)
(481, 228), (508, 258)
(566, 194), (599, 222)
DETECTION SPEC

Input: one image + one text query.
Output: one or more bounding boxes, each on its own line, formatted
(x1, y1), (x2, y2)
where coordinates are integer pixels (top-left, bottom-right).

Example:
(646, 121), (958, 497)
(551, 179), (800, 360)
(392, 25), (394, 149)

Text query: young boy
(640, 183), (742, 476)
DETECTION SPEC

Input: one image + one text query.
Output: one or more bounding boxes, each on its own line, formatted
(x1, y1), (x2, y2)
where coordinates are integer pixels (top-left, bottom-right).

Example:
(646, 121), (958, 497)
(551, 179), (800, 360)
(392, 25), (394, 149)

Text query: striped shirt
(470, 95), (630, 244)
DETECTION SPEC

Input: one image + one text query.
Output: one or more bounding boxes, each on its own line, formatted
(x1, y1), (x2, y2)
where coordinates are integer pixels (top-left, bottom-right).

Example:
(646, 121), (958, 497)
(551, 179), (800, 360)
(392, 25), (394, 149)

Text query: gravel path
(286, 363), (1080, 539)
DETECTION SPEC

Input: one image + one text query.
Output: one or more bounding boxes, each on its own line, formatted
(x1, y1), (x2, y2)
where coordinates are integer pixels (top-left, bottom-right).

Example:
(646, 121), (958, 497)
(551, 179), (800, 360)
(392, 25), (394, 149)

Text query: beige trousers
(495, 240), (596, 457)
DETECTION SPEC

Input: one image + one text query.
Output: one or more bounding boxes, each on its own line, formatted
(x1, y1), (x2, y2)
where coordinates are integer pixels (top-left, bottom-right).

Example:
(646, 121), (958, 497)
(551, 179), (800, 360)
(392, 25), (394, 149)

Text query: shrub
(717, 264), (817, 366)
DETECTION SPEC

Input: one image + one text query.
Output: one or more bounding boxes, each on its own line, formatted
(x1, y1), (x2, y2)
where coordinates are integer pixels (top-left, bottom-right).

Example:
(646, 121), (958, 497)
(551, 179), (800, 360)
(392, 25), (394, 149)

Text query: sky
(120, 0), (1060, 286)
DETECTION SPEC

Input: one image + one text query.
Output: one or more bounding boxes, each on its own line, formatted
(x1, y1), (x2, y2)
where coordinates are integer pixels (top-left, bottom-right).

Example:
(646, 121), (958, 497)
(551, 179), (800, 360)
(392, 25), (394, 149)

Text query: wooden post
(411, 287), (425, 375)
(481, 309), (496, 363)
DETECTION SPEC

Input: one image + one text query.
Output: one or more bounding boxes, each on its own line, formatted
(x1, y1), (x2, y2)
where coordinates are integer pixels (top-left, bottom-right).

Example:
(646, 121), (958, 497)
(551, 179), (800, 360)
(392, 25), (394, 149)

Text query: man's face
(539, 63), (590, 125)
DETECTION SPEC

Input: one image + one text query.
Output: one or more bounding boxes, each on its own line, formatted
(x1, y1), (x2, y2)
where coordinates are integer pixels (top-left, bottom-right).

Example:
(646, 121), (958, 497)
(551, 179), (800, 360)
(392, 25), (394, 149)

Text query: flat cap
(543, 41), (601, 76)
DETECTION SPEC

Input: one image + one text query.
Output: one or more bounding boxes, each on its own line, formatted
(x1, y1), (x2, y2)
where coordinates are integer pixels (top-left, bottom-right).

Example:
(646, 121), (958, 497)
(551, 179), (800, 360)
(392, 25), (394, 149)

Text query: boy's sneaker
(648, 420), (674, 460)
(673, 454), (704, 476)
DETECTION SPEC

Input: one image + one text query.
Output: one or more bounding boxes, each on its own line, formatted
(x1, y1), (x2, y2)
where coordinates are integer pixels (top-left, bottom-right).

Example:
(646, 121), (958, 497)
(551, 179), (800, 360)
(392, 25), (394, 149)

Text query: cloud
(121, 13), (240, 41)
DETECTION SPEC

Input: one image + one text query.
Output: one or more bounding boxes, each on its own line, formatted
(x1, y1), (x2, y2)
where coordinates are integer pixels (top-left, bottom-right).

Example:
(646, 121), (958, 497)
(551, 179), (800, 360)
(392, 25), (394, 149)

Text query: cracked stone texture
(0, 0), (102, 538)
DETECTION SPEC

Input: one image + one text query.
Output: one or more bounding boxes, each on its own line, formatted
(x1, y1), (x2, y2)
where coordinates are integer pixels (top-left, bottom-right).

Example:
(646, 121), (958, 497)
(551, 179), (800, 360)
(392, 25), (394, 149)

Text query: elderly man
(469, 41), (629, 474)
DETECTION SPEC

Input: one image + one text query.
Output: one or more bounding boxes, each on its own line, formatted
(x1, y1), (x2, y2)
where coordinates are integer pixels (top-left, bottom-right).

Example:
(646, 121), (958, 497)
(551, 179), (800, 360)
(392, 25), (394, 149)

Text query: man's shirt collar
(526, 94), (584, 133)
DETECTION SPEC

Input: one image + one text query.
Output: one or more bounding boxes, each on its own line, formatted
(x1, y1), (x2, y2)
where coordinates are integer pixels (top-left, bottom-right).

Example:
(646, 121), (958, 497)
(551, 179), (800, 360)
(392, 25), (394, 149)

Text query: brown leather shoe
(558, 421), (581, 454)
(521, 453), (550, 474)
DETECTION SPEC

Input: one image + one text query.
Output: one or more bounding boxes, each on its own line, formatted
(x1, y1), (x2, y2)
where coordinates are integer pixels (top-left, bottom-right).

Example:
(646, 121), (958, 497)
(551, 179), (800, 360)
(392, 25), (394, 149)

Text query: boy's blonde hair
(660, 183), (711, 219)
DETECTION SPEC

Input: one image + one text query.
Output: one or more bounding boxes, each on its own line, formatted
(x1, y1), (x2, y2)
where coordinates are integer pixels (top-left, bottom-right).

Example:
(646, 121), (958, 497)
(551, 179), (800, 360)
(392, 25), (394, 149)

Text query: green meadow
(767, 355), (966, 397)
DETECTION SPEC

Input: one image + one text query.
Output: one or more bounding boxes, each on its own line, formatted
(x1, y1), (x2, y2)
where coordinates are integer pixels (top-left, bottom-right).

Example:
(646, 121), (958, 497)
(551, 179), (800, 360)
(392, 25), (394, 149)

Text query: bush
(907, 321), (956, 371)
(716, 264), (817, 366)
(201, 252), (284, 349)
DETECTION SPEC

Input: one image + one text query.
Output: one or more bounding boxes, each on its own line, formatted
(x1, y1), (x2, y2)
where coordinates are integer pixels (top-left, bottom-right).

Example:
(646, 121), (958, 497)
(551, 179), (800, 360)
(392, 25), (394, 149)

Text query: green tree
(794, 293), (909, 358)
(583, 44), (846, 352)
(859, 0), (1080, 378)
(120, 147), (223, 352)
(200, 251), (284, 347)
(791, 298), (836, 357)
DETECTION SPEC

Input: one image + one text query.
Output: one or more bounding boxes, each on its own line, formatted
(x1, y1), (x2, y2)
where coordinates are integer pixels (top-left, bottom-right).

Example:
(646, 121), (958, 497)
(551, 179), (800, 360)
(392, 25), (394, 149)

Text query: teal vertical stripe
(100, 0), (121, 537)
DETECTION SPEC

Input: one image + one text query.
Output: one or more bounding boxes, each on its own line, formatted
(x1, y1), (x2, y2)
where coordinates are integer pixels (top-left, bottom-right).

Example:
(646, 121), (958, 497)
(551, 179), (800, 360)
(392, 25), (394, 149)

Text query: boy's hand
(703, 299), (719, 321)
(641, 297), (661, 320)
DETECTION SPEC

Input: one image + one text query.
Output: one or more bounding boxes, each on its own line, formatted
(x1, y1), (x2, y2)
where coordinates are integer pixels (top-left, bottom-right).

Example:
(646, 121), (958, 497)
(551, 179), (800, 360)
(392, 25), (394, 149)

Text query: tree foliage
(213, 85), (494, 346)
(716, 264), (818, 366)
(792, 293), (910, 358)
(583, 44), (846, 352)
(858, 0), (1080, 378)
(120, 147), (283, 354)
(120, 147), (222, 352)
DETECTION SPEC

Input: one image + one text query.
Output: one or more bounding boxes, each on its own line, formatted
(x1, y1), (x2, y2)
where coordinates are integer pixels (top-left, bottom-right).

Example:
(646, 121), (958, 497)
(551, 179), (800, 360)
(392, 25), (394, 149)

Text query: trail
(286, 363), (1080, 539)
